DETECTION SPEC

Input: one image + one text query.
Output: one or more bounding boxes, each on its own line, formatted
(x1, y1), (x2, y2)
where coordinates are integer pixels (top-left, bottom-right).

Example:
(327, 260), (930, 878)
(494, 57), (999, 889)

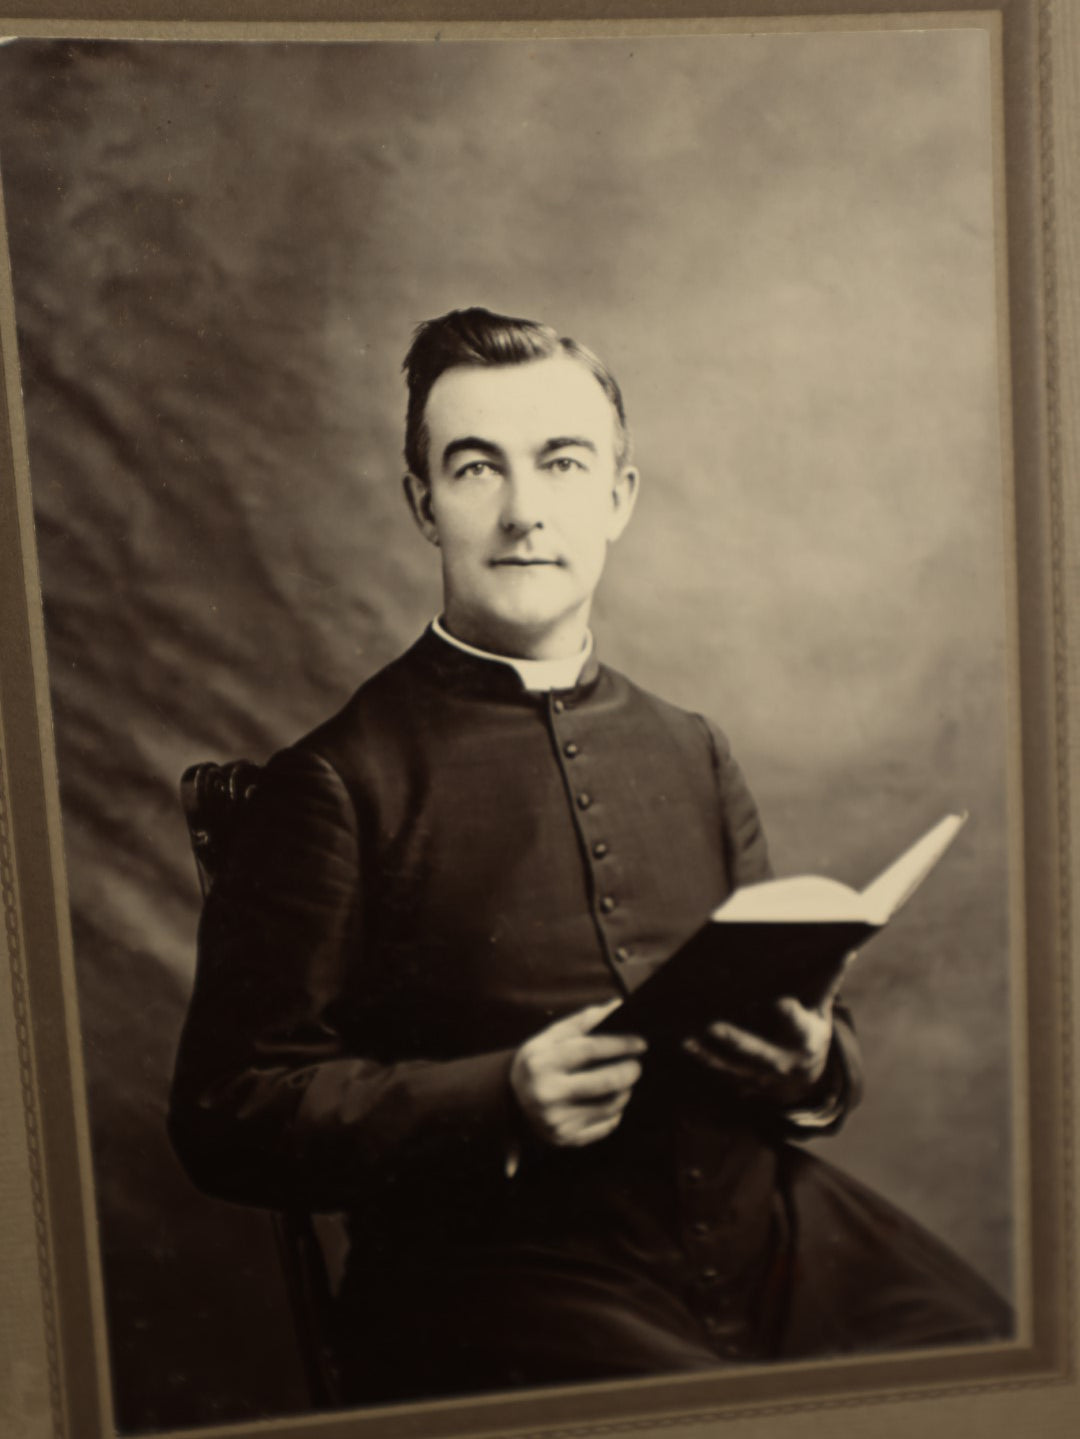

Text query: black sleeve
(778, 999), (865, 1139)
(700, 716), (864, 1134)
(168, 746), (519, 1212)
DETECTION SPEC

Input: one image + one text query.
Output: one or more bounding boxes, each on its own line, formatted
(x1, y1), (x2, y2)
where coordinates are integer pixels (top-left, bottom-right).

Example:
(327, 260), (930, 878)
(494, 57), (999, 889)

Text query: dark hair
(402, 306), (630, 480)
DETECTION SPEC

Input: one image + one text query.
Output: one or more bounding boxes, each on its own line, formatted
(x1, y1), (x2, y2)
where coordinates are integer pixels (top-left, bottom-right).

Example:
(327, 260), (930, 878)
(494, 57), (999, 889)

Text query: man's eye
(546, 456), (586, 474)
(456, 460), (498, 479)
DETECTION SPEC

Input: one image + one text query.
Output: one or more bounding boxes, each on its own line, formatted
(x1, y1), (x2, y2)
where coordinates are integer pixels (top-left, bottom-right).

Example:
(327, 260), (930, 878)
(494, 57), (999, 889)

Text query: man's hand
(510, 1002), (647, 1148)
(682, 962), (853, 1109)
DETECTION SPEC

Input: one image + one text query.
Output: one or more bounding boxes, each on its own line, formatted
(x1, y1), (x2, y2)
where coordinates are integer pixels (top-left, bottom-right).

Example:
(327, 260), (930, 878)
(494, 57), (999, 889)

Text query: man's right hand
(509, 1002), (647, 1148)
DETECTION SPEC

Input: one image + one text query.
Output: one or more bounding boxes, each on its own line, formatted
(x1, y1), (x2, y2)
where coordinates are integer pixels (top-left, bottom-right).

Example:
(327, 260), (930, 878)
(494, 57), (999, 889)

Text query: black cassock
(170, 627), (1010, 1402)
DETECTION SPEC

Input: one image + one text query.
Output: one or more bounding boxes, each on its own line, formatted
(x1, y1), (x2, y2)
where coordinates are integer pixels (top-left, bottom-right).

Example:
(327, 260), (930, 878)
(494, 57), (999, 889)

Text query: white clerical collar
(431, 616), (592, 692)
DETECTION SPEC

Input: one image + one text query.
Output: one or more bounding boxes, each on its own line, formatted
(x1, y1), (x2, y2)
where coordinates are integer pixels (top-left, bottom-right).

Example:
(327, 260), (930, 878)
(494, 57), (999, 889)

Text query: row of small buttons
(547, 691), (746, 1365)
(548, 695), (632, 967)
(589, 833), (625, 944)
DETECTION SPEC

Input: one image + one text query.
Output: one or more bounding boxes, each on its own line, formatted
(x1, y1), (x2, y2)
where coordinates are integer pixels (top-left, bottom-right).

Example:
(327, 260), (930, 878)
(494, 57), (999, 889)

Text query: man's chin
(477, 586), (581, 628)
(450, 601), (590, 659)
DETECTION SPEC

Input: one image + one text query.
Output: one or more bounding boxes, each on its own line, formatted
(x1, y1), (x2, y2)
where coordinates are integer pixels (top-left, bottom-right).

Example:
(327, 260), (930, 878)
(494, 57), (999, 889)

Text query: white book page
(858, 812), (968, 924)
(711, 874), (866, 923)
(709, 813), (967, 926)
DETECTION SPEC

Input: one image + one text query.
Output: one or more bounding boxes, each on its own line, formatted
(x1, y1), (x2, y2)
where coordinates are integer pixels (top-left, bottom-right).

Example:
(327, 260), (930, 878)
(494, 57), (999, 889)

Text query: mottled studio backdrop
(0, 31), (1012, 1433)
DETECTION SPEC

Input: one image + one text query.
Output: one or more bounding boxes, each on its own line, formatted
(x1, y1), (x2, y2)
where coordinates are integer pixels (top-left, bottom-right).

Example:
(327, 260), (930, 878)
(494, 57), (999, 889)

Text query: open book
(594, 813), (967, 1042)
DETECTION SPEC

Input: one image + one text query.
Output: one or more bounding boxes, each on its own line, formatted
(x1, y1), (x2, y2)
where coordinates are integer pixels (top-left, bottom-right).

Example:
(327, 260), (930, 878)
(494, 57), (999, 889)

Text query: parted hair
(402, 306), (630, 481)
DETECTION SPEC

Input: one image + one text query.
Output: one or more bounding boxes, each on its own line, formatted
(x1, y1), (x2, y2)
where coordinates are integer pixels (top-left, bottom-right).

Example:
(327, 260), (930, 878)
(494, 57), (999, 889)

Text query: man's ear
(403, 472), (440, 547)
(607, 465), (640, 543)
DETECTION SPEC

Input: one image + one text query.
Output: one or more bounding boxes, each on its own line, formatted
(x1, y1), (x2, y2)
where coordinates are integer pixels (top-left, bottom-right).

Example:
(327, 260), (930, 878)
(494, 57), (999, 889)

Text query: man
(169, 307), (1010, 1404)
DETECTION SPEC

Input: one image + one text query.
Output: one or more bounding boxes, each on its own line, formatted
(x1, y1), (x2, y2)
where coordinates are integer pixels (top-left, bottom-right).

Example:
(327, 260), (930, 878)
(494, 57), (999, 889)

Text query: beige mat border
(0, 4), (1076, 1439)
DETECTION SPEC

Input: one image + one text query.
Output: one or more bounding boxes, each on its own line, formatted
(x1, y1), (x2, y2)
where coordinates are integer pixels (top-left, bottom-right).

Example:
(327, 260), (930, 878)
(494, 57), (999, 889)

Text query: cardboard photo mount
(0, 3), (1077, 1439)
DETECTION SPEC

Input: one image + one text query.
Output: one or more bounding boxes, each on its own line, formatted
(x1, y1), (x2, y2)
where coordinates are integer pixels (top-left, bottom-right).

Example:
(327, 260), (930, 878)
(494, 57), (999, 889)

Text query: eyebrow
(538, 437), (598, 457)
(442, 437), (504, 469)
(441, 434), (599, 470)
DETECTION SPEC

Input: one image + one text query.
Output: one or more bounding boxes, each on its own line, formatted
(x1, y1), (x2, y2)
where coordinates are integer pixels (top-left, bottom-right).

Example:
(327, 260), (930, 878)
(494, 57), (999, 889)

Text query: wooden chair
(180, 760), (344, 1410)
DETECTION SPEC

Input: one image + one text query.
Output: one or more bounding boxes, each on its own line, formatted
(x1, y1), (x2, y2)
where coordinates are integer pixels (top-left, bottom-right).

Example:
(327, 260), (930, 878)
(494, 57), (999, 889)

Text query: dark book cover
(594, 813), (966, 1045)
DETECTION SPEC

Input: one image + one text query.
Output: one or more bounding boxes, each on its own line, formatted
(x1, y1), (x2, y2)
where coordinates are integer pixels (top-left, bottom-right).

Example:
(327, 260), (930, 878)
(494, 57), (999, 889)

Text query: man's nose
(499, 469), (546, 533)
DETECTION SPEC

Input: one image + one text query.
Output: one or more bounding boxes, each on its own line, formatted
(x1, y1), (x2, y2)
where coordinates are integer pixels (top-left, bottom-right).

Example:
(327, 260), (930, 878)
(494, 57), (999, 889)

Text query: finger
(528, 1056), (639, 1107)
(545, 1000), (622, 1038)
(560, 1058), (643, 1101)
(821, 952), (857, 1006)
(703, 1020), (793, 1072)
(545, 1086), (631, 1136)
(775, 996), (830, 1042)
(565, 1112), (625, 1147)
(573, 1088), (634, 1123)
(541, 1087), (629, 1141)
(786, 956), (857, 1016)
(553, 1033), (648, 1070)
(683, 1035), (778, 1083)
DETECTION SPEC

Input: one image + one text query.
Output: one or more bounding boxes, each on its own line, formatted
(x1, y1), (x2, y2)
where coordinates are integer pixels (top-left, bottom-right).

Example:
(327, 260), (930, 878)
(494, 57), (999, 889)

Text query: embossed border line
(0, 5), (1074, 1439)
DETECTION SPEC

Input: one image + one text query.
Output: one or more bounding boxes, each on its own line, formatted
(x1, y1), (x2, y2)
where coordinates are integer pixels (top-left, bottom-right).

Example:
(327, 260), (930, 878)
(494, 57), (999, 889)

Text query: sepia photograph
(0, 7), (1075, 1439)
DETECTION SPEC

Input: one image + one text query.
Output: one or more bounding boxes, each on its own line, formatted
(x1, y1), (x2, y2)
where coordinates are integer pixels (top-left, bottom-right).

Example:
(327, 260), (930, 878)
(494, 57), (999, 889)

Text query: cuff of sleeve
(292, 1045), (521, 1205)
(781, 1015), (862, 1138)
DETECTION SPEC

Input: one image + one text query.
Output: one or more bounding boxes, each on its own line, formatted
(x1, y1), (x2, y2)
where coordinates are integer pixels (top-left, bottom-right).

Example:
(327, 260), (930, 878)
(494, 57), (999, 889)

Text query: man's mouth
(490, 557), (563, 567)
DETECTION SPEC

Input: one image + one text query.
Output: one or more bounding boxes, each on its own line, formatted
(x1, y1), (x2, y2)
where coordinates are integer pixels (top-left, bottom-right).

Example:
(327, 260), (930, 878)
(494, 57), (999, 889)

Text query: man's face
(405, 354), (638, 659)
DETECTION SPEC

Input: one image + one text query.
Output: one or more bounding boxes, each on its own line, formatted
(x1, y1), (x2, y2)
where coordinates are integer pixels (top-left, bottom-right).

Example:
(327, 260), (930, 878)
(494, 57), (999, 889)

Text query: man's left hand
(682, 959), (853, 1109)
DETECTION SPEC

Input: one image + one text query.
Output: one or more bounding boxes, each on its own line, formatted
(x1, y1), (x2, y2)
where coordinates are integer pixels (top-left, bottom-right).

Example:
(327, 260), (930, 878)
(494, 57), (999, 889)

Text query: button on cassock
(599, 895), (617, 914)
(577, 792), (592, 810)
(564, 741), (580, 758)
